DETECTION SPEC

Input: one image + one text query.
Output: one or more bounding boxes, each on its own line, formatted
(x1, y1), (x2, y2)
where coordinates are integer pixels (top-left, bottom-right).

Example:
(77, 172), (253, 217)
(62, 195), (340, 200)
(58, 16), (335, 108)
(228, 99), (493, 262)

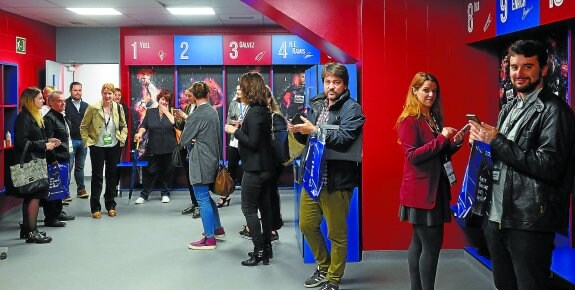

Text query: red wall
(242, 0), (360, 63)
(248, 0), (500, 250)
(361, 0), (498, 250)
(0, 10), (56, 89)
(0, 10), (56, 213)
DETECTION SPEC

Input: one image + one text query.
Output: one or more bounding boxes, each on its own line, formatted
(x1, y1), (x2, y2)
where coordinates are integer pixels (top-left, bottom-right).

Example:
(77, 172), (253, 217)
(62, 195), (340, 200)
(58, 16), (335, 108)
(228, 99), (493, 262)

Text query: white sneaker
(162, 196), (170, 203)
(135, 197), (145, 204)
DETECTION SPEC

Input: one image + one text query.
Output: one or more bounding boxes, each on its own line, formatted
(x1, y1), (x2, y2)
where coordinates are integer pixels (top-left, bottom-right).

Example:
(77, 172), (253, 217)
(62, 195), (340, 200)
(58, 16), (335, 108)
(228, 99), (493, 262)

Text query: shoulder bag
(212, 164), (234, 197)
(172, 143), (184, 167)
(10, 141), (49, 195)
(271, 113), (290, 165)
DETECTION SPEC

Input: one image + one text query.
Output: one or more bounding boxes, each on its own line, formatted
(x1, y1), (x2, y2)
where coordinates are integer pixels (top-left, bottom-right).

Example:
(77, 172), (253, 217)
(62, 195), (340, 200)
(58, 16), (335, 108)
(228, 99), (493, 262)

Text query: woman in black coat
(225, 72), (275, 266)
(133, 90), (177, 203)
(11, 87), (59, 243)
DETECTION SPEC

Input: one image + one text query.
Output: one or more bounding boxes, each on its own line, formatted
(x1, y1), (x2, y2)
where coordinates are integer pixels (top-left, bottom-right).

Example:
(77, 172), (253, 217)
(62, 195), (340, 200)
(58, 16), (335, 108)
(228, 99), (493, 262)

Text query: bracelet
(313, 126), (320, 136)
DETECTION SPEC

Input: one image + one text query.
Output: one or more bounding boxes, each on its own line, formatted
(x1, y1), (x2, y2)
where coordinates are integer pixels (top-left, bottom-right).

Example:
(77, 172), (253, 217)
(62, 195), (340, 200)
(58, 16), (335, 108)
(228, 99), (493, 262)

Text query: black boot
(241, 248), (269, 266)
(19, 223), (46, 239)
(248, 243), (273, 259)
(26, 229), (52, 244)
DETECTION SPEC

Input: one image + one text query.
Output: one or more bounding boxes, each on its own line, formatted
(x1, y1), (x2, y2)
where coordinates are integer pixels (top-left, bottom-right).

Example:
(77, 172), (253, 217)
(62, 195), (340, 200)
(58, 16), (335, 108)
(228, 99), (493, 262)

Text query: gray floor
(0, 182), (496, 290)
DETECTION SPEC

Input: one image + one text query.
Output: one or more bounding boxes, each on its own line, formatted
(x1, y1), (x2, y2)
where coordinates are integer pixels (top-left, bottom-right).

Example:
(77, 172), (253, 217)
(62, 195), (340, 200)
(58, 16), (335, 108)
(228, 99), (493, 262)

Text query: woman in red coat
(395, 72), (467, 290)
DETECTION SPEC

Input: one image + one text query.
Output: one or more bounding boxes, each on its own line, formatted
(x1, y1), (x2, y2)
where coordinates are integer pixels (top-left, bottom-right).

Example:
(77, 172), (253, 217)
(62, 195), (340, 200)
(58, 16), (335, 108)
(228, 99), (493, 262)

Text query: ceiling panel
(0, 0), (280, 27)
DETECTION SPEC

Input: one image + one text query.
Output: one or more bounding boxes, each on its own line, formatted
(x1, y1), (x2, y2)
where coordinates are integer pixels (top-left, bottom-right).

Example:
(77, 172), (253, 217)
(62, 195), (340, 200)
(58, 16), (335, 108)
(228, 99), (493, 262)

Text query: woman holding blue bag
(395, 72), (467, 290)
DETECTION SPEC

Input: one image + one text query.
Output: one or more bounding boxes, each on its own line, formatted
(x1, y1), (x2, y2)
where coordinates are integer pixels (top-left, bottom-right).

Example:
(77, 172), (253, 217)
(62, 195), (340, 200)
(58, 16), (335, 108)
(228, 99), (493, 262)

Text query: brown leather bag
(212, 165), (234, 197)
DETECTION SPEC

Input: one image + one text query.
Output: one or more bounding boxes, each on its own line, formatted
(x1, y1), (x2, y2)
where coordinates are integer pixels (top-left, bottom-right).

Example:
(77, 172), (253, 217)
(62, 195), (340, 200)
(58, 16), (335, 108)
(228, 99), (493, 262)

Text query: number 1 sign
(125, 36), (174, 65)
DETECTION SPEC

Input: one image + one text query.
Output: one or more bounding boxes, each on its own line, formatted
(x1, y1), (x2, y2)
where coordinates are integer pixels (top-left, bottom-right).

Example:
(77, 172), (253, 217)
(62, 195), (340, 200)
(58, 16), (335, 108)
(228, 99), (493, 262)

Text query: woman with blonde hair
(11, 87), (59, 243)
(80, 83), (127, 219)
(396, 72), (466, 290)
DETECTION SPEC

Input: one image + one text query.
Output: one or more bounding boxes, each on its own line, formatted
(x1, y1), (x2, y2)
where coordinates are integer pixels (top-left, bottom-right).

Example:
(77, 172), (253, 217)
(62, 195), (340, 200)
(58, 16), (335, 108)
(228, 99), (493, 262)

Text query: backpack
(271, 113), (290, 165)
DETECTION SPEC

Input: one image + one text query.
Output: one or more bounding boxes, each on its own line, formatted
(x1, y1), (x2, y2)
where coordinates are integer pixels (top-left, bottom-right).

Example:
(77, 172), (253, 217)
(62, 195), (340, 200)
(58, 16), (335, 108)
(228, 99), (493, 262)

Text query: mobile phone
(460, 123), (471, 132)
(466, 114), (481, 124)
(290, 113), (305, 125)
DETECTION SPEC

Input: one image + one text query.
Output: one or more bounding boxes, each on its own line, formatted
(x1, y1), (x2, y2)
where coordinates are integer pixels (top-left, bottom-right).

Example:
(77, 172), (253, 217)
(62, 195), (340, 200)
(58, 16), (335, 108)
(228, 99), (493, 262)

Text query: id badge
(103, 134), (113, 145)
(443, 161), (457, 186)
(493, 170), (500, 182)
(492, 163), (502, 182)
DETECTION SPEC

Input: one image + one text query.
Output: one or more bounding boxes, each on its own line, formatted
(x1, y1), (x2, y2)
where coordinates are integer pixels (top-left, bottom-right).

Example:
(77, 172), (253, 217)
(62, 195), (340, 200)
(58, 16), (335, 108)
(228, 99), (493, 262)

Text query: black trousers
(141, 153), (174, 198)
(484, 221), (555, 290)
(113, 145), (125, 194)
(89, 144), (121, 213)
(181, 148), (198, 206)
(269, 165), (284, 230)
(42, 199), (63, 222)
(226, 145), (242, 184)
(241, 170), (273, 249)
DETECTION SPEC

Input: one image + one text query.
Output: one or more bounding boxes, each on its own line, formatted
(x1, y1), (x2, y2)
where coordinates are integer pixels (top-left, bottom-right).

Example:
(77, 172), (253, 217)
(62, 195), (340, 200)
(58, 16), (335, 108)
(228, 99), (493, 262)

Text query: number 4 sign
(272, 35), (320, 64)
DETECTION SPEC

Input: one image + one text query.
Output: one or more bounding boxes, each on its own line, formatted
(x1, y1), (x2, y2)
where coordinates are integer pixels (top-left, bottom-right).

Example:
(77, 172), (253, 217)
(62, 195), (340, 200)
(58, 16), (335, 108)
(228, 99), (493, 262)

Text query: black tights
(181, 149), (198, 207)
(408, 224), (444, 290)
(22, 197), (41, 232)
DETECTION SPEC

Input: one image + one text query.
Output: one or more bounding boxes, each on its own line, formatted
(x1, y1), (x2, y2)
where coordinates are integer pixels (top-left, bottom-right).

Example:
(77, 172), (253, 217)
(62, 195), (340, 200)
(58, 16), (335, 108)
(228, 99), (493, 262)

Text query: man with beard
(65, 82), (89, 199)
(469, 40), (575, 290)
(293, 63), (364, 290)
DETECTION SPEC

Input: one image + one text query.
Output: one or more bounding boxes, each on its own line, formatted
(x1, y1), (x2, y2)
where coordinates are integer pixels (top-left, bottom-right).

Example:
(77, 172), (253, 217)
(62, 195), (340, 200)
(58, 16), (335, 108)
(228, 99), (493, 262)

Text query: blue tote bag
(451, 141), (493, 224)
(303, 136), (325, 201)
(47, 162), (70, 201)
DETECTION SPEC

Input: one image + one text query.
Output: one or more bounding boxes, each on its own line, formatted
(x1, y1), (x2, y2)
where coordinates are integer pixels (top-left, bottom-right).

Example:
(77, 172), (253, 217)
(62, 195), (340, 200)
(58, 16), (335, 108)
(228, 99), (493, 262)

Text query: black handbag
(172, 143), (184, 167)
(271, 113), (290, 165)
(10, 141), (49, 195)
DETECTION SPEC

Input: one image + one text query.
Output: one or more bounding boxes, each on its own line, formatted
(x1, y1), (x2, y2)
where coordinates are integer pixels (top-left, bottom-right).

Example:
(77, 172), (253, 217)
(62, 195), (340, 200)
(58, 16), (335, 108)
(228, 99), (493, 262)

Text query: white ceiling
(0, 0), (278, 27)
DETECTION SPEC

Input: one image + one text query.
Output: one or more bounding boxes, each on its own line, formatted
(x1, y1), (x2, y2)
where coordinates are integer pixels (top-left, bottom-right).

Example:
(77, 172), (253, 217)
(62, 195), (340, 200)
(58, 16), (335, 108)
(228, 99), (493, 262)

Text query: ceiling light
(66, 8), (122, 15)
(167, 7), (215, 15)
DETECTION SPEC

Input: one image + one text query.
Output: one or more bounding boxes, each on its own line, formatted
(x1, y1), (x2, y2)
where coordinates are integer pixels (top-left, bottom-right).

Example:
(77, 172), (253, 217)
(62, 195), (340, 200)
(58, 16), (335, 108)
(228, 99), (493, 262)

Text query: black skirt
(399, 171), (451, 226)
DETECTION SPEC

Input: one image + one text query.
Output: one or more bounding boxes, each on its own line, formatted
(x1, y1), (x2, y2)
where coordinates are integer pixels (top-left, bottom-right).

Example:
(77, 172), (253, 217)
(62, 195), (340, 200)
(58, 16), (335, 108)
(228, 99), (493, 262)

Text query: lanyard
(424, 114), (440, 136)
(239, 103), (249, 121)
(103, 107), (112, 131)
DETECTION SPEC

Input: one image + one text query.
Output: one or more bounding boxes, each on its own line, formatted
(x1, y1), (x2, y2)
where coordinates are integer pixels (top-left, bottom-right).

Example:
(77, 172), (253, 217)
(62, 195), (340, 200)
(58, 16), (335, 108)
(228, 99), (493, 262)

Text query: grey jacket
(180, 103), (221, 185)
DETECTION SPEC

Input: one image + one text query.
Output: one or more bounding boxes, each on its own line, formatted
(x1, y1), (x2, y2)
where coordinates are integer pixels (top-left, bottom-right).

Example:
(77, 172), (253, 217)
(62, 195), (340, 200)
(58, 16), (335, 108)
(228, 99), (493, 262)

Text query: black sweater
(65, 97), (88, 140)
(44, 109), (71, 163)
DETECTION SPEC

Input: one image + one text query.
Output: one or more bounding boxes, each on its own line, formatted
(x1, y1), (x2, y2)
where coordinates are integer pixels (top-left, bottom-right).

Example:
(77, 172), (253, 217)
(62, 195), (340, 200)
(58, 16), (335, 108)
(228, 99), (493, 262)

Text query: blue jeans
(69, 139), (87, 192)
(192, 184), (222, 238)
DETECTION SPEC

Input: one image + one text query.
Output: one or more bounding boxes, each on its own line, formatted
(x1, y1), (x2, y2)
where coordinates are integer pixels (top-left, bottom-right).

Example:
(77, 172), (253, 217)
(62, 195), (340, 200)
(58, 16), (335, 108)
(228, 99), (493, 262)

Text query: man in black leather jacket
(43, 91), (76, 226)
(293, 63), (365, 290)
(469, 40), (575, 290)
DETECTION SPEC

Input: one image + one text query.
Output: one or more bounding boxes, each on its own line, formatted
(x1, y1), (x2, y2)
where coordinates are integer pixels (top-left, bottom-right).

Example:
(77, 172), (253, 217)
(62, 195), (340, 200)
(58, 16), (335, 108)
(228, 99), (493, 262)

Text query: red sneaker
(188, 236), (216, 250)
